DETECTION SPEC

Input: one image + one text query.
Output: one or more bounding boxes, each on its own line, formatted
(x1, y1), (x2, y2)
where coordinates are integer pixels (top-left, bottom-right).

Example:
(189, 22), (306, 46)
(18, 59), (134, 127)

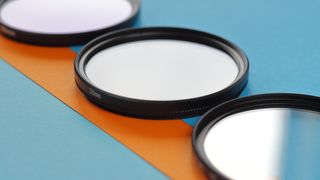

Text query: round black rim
(74, 27), (249, 119)
(0, 0), (140, 46)
(192, 93), (320, 179)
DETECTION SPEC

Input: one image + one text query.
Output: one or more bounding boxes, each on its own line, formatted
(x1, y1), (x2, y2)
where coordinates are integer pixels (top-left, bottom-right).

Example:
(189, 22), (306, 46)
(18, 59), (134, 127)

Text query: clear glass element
(0, 0), (132, 34)
(85, 39), (239, 101)
(204, 108), (320, 180)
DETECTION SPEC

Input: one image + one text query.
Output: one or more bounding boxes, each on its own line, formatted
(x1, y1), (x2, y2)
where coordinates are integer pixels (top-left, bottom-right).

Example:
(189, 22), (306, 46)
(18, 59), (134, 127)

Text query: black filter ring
(74, 27), (249, 119)
(192, 93), (320, 179)
(0, 0), (140, 46)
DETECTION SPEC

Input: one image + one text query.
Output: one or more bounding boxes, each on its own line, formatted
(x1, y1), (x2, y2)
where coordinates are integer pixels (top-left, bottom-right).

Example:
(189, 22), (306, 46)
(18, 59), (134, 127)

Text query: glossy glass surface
(86, 39), (239, 101)
(0, 0), (132, 34)
(204, 108), (320, 180)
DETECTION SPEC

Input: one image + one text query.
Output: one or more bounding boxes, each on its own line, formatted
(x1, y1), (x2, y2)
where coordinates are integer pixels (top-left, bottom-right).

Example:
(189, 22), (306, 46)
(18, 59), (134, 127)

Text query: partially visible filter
(193, 94), (320, 180)
(0, 0), (140, 45)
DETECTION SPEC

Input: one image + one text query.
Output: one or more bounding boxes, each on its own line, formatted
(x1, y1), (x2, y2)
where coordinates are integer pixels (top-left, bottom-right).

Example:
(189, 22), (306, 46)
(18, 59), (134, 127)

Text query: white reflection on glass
(204, 108), (320, 180)
(86, 39), (239, 101)
(0, 0), (132, 34)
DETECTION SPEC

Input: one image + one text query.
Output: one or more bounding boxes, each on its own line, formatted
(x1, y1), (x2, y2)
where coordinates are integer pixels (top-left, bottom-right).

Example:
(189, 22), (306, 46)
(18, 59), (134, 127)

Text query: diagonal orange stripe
(0, 36), (206, 180)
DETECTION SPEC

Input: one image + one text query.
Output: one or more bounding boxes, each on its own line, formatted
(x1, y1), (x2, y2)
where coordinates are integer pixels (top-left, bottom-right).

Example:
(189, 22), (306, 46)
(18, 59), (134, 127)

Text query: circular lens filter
(0, 0), (140, 46)
(193, 93), (320, 179)
(74, 27), (249, 119)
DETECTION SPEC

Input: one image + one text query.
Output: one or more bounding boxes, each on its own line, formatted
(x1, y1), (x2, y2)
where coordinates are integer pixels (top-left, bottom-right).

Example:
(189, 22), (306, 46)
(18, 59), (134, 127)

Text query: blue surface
(71, 46), (82, 53)
(0, 59), (167, 180)
(183, 117), (200, 127)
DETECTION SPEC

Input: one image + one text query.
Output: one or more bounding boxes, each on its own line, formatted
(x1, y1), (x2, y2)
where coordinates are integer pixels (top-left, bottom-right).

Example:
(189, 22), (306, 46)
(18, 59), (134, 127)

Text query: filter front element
(0, 0), (140, 45)
(192, 93), (320, 179)
(86, 39), (239, 101)
(74, 27), (249, 119)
